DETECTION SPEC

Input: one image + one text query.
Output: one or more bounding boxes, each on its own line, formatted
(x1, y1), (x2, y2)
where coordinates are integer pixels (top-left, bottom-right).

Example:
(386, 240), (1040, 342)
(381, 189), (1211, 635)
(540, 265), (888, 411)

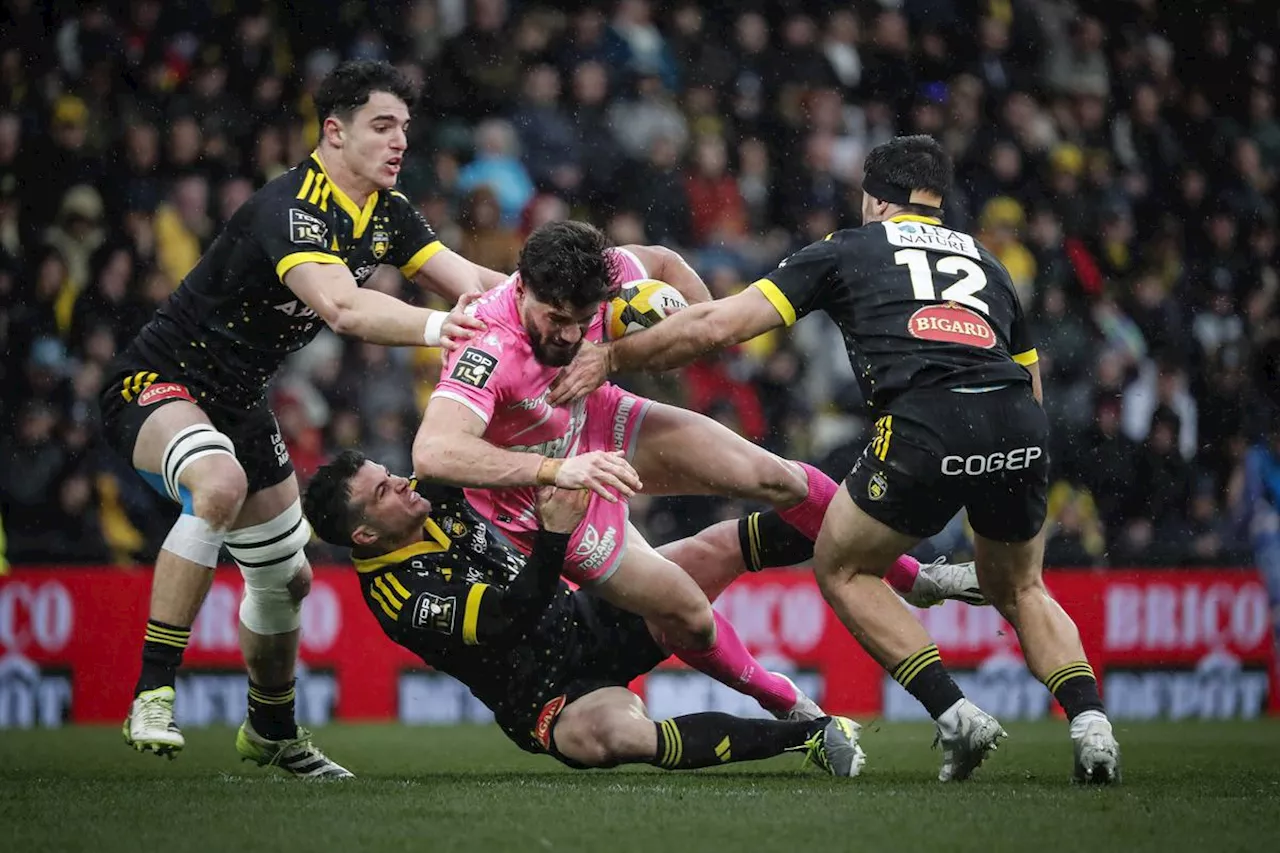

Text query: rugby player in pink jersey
(414, 222), (974, 720)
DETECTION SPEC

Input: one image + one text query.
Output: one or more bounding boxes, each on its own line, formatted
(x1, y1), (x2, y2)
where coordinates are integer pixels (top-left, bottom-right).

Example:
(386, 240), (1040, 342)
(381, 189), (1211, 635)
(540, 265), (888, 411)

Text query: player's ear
(322, 115), (345, 148)
(351, 524), (377, 548)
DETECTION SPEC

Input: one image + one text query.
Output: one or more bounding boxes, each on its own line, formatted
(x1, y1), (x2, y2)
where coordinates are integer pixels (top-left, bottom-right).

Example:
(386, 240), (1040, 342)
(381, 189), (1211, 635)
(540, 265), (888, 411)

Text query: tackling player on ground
(413, 222), (967, 734)
(98, 61), (515, 776)
(549, 136), (1120, 784)
(304, 450), (950, 774)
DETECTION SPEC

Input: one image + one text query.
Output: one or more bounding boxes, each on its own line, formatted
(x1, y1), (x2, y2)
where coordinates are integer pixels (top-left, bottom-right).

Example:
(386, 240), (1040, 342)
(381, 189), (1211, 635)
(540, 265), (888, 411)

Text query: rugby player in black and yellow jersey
(549, 135), (1120, 784)
(303, 450), (869, 775)
(99, 61), (508, 776)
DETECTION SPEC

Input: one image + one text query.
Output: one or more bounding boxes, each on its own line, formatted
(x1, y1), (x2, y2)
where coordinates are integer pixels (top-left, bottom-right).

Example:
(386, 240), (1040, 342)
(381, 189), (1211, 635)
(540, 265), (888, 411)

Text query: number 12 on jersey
(894, 249), (990, 313)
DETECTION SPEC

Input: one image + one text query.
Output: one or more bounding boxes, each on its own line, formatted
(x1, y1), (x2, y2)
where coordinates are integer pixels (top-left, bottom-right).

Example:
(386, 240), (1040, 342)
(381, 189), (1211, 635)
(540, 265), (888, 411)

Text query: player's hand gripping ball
(605, 280), (688, 340)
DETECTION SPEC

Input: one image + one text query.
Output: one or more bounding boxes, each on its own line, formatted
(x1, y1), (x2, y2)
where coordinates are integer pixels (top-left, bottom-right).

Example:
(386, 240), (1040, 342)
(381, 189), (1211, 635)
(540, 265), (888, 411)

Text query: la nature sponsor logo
(137, 382), (195, 407)
(907, 303), (996, 349)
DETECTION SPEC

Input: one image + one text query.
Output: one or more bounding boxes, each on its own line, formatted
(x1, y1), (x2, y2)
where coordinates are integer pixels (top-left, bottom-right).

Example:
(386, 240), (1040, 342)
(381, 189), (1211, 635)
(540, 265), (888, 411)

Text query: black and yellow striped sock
(247, 680), (298, 741)
(737, 511), (815, 572)
(650, 713), (822, 770)
(135, 619), (191, 694)
(1044, 661), (1104, 720)
(892, 644), (964, 720)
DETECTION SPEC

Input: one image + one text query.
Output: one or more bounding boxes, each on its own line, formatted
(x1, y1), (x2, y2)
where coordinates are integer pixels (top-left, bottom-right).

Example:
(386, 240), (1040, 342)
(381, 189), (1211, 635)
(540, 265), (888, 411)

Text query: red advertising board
(1, 566), (1275, 728)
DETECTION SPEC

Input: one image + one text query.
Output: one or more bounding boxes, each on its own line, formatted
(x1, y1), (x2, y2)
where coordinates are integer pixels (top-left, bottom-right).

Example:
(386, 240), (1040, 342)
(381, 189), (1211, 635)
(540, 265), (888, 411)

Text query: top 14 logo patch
(289, 208), (329, 248)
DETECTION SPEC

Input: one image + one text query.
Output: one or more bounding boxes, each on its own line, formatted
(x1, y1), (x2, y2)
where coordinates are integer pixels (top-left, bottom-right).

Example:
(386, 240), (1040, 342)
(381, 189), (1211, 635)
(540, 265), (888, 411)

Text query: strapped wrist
(535, 456), (563, 486)
(423, 310), (448, 347)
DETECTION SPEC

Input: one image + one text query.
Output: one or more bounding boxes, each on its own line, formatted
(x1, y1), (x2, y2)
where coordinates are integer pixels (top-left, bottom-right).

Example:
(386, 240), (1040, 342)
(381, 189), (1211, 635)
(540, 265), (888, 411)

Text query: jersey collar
(353, 518), (452, 574)
(309, 152), (379, 239)
(887, 214), (943, 225)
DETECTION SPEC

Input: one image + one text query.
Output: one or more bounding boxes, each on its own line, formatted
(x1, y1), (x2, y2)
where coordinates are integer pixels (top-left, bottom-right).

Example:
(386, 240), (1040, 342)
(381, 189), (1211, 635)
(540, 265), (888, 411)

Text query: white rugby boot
(935, 698), (1006, 781)
(1071, 711), (1121, 784)
(123, 686), (185, 758)
(900, 557), (987, 608)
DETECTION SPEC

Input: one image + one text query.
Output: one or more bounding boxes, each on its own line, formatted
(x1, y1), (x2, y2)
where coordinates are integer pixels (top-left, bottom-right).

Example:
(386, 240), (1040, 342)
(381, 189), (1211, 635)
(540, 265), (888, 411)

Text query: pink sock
(670, 611), (798, 715)
(776, 462), (838, 541)
(883, 554), (921, 595)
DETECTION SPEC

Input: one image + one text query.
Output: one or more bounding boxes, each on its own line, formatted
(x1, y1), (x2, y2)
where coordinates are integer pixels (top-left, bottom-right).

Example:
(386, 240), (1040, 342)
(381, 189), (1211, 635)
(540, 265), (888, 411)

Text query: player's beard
(526, 322), (583, 367)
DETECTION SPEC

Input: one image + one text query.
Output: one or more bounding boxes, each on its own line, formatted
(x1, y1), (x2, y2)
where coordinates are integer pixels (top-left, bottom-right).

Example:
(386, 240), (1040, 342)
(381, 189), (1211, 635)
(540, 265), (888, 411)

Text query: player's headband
(863, 173), (944, 212)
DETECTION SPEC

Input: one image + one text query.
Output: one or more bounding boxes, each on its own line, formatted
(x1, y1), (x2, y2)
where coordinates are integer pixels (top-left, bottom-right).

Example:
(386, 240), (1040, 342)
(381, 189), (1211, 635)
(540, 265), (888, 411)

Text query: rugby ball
(606, 279), (688, 340)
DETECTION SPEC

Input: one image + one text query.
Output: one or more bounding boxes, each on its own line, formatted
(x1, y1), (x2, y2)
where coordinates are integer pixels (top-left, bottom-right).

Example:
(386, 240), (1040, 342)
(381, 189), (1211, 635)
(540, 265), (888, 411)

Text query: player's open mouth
(385, 158), (402, 174)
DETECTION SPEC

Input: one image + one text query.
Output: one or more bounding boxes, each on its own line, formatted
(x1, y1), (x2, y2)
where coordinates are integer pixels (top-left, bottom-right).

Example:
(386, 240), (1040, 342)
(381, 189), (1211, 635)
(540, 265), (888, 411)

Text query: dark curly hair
(862, 134), (953, 215)
(314, 60), (416, 123)
(517, 221), (621, 308)
(302, 449), (367, 549)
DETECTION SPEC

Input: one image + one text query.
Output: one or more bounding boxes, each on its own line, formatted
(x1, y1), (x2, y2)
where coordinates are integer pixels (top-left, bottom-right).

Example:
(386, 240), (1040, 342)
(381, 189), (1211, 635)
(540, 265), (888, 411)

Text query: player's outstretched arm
(413, 246), (509, 300)
(547, 288), (784, 406)
(413, 398), (642, 500)
(620, 244), (712, 304)
(285, 262), (485, 349)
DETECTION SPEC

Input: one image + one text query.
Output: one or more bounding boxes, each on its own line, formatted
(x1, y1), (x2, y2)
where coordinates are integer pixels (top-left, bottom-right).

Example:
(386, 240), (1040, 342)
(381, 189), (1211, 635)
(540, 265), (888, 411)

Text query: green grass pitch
(3, 721), (1278, 852)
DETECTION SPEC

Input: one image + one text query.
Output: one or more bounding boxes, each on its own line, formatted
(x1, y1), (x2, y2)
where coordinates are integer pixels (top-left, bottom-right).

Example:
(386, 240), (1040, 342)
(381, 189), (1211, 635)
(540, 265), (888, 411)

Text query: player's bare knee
(190, 462), (248, 529)
(813, 534), (861, 590)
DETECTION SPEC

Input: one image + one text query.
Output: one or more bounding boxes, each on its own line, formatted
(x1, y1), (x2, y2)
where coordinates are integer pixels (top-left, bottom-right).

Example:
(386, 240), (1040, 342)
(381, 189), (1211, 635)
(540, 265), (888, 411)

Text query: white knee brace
(226, 499), (312, 635)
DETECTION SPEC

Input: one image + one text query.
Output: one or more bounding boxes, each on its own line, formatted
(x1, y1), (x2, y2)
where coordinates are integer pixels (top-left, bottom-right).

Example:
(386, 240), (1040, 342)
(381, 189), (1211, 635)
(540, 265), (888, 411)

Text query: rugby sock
(650, 713), (825, 770)
(247, 680), (298, 741)
(883, 555), (921, 595)
(671, 611), (799, 714)
(892, 644), (964, 720)
(1045, 661), (1105, 720)
(135, 619), (190, 694)
(738, 510), (814, 571)
(776, 462), (838, 541)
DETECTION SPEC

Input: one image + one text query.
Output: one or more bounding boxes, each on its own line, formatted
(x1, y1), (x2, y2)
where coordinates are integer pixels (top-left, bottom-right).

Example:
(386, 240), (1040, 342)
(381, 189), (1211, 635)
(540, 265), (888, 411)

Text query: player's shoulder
(236, 160), (336, 239)
(254, 160), (322, 206)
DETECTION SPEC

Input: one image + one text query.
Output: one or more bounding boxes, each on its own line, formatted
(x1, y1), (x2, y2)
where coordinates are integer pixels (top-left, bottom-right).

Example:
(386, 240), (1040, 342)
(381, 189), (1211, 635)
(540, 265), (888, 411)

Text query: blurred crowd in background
(2, 0), (1280, 577)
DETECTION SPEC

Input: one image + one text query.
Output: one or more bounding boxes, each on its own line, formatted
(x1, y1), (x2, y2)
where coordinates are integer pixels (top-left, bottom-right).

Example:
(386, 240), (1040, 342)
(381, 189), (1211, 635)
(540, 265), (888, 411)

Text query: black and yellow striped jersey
(126, 153), (442, 408)
(353, 482), (591, 724)
(752, 214), (1038, 411)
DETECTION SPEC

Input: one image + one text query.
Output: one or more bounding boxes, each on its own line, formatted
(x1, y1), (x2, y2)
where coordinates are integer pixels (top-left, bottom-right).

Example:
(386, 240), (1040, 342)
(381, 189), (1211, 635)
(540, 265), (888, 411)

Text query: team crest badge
(371, 230), (389, 260)
(867, 471), (888, 501)
(451, 520), (467, 536)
